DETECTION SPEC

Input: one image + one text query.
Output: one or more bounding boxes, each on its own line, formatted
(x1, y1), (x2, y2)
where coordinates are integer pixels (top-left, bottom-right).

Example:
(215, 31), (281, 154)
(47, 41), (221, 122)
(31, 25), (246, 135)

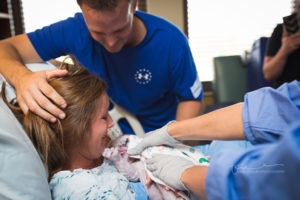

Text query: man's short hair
(77, 0), (134, 11)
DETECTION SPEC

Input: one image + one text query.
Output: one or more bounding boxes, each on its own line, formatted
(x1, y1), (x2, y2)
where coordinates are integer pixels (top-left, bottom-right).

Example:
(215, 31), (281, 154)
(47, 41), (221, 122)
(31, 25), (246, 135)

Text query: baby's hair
(1, 56), (107, 179)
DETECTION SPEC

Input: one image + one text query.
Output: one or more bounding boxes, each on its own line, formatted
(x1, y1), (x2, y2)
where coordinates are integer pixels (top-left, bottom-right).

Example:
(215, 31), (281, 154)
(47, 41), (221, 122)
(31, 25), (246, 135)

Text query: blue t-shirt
(27, 11), (203, 132)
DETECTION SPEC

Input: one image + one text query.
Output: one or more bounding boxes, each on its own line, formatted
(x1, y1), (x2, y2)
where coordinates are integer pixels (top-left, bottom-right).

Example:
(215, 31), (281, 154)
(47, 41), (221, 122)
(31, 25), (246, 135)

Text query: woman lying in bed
(2, 56), (208, 199)
(1, 57), (136, 199)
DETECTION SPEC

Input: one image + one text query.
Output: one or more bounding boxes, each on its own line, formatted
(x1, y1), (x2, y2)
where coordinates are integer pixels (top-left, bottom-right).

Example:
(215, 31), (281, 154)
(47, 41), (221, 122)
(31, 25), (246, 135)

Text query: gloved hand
(127, 121), (183, 155)
(146, 154), (195, 191)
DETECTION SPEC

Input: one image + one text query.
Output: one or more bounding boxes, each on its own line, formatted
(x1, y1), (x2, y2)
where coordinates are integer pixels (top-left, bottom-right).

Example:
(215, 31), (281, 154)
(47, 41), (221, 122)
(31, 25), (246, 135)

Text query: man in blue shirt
(128, 81), (300, 199)
(0, 0), (202, 132)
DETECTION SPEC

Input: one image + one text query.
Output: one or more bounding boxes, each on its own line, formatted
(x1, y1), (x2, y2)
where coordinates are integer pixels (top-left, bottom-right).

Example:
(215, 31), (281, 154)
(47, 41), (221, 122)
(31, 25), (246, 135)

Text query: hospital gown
(49, 159), (135, 200)
(205, 80), (300, 200)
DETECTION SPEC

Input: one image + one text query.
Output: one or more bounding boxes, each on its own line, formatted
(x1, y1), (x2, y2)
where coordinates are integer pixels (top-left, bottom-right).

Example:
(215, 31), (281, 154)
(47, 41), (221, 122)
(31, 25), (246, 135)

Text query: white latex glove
(146, 153), (195, 191)
(127, 122), (183, 156)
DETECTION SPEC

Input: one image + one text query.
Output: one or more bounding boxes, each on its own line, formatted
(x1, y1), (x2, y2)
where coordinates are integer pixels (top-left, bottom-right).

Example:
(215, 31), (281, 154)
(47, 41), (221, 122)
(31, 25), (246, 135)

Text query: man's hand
(146, 154), (195, 191)
(15, 68), (68, 122)
(127, 122), (183, 155)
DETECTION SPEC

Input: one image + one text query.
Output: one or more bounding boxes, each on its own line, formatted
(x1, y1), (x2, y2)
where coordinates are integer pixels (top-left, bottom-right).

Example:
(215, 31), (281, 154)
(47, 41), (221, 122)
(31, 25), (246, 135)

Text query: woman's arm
(128, 81), (300, 156)
(169, 103), (244, 141)
(127, 103), (244, 155)
(146, 121), (300, 200)
(145, 154), (209, 199)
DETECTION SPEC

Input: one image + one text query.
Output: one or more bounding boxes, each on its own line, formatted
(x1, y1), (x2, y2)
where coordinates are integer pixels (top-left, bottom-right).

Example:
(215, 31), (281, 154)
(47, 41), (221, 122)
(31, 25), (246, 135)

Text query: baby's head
(105, 134), (140, 162)
(111, 134), (130, 147)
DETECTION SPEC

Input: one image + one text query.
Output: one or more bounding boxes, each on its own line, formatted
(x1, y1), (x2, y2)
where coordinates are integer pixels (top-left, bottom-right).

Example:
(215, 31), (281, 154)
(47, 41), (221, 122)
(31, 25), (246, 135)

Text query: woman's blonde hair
(1, 57), (107, 179)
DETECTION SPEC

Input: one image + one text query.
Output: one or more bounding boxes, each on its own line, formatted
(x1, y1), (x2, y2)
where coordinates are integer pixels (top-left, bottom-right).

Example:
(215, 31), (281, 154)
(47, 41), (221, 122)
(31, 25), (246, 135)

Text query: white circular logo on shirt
(134, 68), (152, 85)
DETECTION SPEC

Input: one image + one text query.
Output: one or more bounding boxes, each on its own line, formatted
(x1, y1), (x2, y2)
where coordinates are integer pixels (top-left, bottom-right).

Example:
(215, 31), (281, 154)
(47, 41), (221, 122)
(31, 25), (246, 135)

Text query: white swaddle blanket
(127, 135), (210, 200)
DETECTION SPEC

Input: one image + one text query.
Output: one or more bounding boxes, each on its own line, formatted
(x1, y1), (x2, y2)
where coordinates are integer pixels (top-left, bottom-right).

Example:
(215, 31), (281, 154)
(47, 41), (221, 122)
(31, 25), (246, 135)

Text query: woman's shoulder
(50, 160), (116, 184)
(49, 160), (117, 198)
(49, 169), (95, 199)
(49, 159), (134, 200)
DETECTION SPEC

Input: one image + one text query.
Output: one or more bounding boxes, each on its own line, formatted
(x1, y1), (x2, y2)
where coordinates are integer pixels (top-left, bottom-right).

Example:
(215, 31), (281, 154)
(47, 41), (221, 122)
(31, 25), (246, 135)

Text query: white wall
(146, 0), (185, 32)
(22, 0), (81, 32)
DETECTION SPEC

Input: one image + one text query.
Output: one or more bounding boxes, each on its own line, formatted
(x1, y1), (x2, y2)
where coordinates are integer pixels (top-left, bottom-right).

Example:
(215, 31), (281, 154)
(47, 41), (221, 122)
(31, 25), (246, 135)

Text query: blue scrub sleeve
(205, 121), (300, 200)
(242, 81), (300, 144)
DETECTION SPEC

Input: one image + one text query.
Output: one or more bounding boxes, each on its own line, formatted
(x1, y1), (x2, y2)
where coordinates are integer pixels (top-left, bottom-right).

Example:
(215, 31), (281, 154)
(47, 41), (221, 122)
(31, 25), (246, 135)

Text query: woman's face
(80, 93), (114, 161)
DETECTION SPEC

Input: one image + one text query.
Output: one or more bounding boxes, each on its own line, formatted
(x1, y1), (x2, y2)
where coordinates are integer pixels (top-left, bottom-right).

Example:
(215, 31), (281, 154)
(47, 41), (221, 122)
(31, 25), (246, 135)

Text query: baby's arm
(103, 147), (163, 199)
(103, 145), (140, 181)
(103, 135), (184, 200)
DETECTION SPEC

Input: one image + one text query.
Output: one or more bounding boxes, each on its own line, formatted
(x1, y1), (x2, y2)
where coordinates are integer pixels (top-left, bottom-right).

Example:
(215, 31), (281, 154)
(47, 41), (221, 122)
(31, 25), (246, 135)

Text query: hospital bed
(0, 62), (146, 199)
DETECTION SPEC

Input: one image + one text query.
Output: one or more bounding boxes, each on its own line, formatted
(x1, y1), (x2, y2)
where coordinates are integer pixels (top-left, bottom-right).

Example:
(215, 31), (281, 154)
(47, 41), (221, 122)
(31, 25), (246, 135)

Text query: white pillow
(0, 62), (56, 200)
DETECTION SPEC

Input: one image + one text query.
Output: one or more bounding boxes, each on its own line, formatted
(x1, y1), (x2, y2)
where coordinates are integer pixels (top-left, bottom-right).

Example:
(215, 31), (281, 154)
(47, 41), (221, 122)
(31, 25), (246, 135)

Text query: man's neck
(126, 15), (147, 47)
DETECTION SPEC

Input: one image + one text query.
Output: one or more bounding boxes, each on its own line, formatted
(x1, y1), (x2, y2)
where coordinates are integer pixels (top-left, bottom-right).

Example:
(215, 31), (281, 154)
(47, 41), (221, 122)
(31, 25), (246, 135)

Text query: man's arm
(0, 34), (42, 84)
(176, 100), (202, 121)
(0, 34), (67, 122)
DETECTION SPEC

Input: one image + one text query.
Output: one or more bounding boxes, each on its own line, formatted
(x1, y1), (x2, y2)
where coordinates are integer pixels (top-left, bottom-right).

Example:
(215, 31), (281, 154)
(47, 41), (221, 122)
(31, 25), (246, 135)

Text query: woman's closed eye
(102, 116), (108, 120)
(101, 113), (110, 121)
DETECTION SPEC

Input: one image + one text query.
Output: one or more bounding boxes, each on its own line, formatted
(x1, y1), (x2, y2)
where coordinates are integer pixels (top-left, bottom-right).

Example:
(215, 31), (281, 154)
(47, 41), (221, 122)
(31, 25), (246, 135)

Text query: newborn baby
(103, 135), (210, 200)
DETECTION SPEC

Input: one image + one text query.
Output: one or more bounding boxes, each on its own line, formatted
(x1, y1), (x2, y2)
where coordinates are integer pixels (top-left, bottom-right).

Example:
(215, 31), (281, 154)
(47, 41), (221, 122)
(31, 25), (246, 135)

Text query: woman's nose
(107, 114), (114, 128)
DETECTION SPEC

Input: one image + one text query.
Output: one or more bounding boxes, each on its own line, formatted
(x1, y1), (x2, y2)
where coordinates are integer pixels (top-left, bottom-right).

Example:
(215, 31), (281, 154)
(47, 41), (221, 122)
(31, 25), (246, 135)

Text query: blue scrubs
(205, 81), (300, 200)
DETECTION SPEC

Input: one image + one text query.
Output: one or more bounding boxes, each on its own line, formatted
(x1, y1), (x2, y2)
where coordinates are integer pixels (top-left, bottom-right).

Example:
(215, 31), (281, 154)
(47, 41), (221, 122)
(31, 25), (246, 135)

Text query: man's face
(81, 0), (135, 53)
